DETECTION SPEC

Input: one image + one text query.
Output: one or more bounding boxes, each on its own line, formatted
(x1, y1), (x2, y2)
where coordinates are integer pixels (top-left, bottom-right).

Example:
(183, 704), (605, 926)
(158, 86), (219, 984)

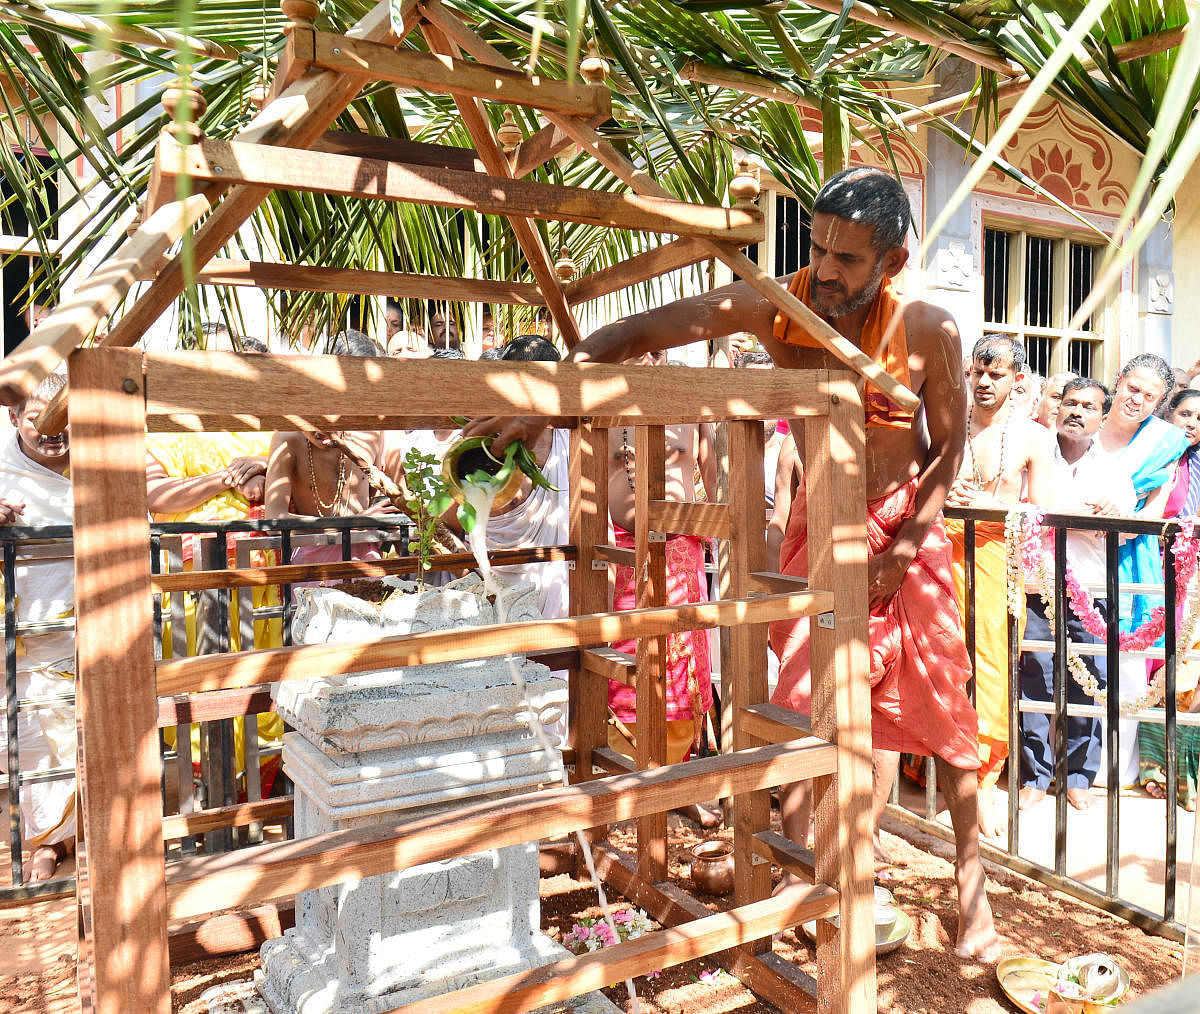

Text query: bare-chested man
(468, 167), (998, 959)
(945, 335), (1052, 839)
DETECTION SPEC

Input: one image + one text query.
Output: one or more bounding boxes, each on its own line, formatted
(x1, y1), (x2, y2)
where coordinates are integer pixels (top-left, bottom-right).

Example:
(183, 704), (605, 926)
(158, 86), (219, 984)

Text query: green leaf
(457, 502), (477, 533)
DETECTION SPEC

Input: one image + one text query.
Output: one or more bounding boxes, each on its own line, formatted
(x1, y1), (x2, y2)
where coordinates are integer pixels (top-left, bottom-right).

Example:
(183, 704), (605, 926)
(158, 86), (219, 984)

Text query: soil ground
(0, 806), (1188, 1014)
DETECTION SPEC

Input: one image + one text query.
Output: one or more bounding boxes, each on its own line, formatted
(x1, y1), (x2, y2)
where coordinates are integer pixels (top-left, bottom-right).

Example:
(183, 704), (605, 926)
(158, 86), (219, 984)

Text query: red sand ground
(0, 812), (1186, 1014)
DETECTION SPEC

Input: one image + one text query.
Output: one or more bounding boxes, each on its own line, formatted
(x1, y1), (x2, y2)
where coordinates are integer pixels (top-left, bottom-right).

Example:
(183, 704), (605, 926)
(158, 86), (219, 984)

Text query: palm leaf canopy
(0, 0), (1194, 342)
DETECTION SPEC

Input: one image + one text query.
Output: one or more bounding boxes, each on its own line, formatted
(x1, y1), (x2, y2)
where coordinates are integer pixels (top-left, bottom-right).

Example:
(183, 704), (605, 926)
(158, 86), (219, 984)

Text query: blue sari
(1116, 416), (1190, 635)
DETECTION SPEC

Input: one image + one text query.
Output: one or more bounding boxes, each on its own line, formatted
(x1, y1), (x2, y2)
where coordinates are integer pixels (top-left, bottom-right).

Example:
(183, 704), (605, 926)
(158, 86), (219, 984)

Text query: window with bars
(982, 225), (1105, 381)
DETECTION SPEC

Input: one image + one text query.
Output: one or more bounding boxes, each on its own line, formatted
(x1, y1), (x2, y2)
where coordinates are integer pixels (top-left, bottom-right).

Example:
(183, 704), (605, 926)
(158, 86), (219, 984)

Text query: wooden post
(568, 420), (610, 789)
(805, 371), (875, 1013)
(727, 420), (772, 948)
(70, 348), (170, 1014)
(634, 425), (668, 882)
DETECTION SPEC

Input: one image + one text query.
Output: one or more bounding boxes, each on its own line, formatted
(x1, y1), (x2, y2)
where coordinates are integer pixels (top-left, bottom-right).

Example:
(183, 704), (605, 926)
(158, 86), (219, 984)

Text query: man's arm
(698, 423), (717, 502)
(146, 455), (233, 516)
(766, 435), (799, 570)
(869, 304), (966, 607)
(1023, 424), (1056, 508)
(263, 434), (299, 519)
(0, 497), (25, 525)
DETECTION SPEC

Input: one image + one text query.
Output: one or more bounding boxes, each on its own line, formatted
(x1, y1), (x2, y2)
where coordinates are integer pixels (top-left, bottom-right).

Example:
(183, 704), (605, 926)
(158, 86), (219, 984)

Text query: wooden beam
(646, 499), (732, 540)
(752, 828), (816, 883)
(162, 797), (294, 840)
(591, 746), (637, 775)
(24, 0), (409, 430)
(565, 237), (712, 305)
(592, 543), (636, 567)
(156, 587), (834, 696)
(298, 29), (612, 118)
(157, 686), (274, 728)
(399, 883), (836, 1014)
(152, 545), (573, 593)
(680, 60), (820, 113)
(164, 739), (839, 919)
(147, 412), (487, 434)
(157, 257), (545, 305)
(142, 354), (831, 427)
(726, 950), (818, 1012)
(747, 571), (809, 596)
(69, 348), (168, 1014)
(417, 1), (919, 414)
(314, 130), (485, 172)
(167, 902), (293, 965)
(155, 134), (763, 244)
(510, 114), (608, 179)
(580, 646), (635, 685)
(740, 702), (816, 745)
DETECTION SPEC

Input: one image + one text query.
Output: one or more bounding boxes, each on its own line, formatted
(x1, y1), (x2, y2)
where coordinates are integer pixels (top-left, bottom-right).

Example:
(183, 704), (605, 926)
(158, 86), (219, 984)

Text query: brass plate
(997, 955), (1059, 1014)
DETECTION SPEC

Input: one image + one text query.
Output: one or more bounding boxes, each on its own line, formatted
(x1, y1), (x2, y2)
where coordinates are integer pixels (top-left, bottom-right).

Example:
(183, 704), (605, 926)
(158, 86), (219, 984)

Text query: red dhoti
(769, 479), (979, 768)
(609, 526), (714, 728)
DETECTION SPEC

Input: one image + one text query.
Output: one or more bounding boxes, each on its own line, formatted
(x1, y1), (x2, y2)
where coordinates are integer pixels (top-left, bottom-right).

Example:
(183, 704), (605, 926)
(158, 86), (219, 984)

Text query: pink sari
(769, 479), (980, 768)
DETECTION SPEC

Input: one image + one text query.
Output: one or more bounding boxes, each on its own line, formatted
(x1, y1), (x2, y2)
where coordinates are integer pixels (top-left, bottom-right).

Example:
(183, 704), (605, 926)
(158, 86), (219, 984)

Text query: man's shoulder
(901, 298), (957, 342)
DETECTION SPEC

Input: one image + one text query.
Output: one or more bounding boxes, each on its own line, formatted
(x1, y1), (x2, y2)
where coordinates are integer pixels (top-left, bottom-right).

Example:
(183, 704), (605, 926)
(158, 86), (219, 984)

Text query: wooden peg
(280, 0), (320, 26)
(729, 157), (761, 207)
(497, 109), (523, 153)
(554, 246), (577, 282)
(126, 200), (144, 238)
(248, 76), (270, 110)
(580, 44), (611, 85)
(161, 78), (207, 144)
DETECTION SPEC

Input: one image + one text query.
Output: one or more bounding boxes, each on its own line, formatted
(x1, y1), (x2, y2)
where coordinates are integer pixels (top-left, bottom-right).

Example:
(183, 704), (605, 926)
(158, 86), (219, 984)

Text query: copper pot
(690, 839), (734, 896)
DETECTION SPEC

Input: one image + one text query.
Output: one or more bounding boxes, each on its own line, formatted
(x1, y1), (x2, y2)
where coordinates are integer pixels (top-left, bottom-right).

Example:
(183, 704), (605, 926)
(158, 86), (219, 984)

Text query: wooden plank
(646, 499), (732, 540)
(154, 258), (545, 304)
(752, 828), (816, 883)
(564, 237), (712, 305)
(592, 543), (636, 567)
(25, 0), (408, 431)
(580, 646), (635, 685)
(727, 420), (773, 951)
(167, 902), (294, 965)
(740, 702), (815, 744)
(69, 348), (169, 1014)
(420, 18), (584, 347)
(569, 421), (610, 820)
(147, 412), (484, 434)
(592, 844), (710, 925)
(398, 883), (835, 1014)
(142, 354), (831, 427)
(591, 747), (636, 775)
(157, 686), (275, 727)
(806, 372), (875, 1013)
(0, 193), (210, 407)
(155, 134), (764, 245)
(726, 950), (818, 1013)
(162, 797), (294, 840)
(510, 114), (607, 179)
(634, 424), (669, 883)
(747, 571), (809, 595)
(304, 30), (611, 117)
(152, 545), (574, 593)
(156, 587), (833, 696)
(314, 130), (485, 172)
(165, 739), (838, 920)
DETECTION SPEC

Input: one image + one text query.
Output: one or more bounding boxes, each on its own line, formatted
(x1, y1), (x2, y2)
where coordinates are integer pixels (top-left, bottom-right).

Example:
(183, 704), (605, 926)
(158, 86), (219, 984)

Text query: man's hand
(0, 498), (25, 525)
(868, 545), (912, 609)
(944, 478), (980, 508)
(1085, 498), (1122, 518)
(364, 499), (402, 517)
(238, 474), (266, 504)
(222, 455), (267, 489)
(460, 416), (547, 454)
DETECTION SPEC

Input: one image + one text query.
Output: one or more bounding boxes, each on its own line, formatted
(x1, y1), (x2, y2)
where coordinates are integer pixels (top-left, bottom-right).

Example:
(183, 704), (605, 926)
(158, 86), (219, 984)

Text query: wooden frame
(64, 345), (875, 1014)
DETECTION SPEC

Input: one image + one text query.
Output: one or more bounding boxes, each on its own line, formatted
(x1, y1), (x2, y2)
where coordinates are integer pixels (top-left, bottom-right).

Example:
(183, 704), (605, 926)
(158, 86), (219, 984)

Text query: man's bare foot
(1017, 785), (1046, 810)
(677, 802), (722, 830)
(977, 785), (1005, 839)
(953, 861), (1001, 961)
(873, 841), (907, 883)
(27, 842), (67, 883)
(1144, 781), (1166, 800)
(1066, 787), (1094, 810)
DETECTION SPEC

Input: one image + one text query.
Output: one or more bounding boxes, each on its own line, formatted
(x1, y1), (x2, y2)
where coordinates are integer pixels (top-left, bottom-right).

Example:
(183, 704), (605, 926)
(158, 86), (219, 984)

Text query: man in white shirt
(1019, 378), (1136, 810)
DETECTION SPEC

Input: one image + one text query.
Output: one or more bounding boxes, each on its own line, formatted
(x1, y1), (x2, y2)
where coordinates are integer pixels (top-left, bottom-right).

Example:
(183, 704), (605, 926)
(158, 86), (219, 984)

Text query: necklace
(966, 403), (1014, 490)
(620, 428), (635, 491)
(306, 440), (348, 517)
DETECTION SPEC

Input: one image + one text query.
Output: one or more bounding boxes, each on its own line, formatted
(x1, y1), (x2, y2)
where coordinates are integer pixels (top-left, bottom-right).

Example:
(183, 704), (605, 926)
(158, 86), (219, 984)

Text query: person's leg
(28, 837), (72, 882)
(1066, 603), (1105, 809)
(871, 749), (901, 867)
(775, 779), (813, 893)
(1018, 596), (1054, 808)
(933, 756), (1000, 959)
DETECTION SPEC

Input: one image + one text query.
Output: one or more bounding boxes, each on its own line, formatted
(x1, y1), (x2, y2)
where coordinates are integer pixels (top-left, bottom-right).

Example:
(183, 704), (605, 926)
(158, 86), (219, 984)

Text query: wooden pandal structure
(69, 350), (876, 1014)
(0, 2), (921, 1011)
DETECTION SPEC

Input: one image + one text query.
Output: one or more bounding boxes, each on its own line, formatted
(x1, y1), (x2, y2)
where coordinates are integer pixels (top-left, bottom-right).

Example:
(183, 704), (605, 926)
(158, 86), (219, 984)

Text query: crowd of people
(5, 165), (1200, 972)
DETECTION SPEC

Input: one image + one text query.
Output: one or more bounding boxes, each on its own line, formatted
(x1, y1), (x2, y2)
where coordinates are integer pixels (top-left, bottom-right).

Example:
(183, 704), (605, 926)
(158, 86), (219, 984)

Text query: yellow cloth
(947, 519), (1026, 786)
(145, 431), (272, 524)
(607, 718), (700, 766)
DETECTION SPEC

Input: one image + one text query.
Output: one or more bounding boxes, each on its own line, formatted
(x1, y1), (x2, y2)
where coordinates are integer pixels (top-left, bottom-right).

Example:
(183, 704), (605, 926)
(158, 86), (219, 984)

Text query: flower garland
(1004, 509), (1200, 715)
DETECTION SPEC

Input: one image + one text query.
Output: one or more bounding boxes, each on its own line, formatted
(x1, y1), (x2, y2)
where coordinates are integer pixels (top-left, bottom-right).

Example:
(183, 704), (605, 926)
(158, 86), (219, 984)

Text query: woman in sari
(1139, 388), (1200, 807)
(1097, 354), (1189, 786)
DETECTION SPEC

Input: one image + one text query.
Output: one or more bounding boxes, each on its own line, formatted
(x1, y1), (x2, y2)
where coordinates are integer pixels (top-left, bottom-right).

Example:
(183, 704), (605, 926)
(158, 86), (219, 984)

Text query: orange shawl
(772, 266), (914, 429)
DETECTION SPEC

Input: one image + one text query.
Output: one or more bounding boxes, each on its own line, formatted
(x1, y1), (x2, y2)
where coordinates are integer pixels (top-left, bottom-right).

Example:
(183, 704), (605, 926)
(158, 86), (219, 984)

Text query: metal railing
(1, 516), (411, 905)
(893, 506), (1197, 940)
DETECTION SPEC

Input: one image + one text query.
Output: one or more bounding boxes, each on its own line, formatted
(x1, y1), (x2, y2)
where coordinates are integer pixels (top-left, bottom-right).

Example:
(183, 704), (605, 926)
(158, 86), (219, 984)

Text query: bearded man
(469, 167), (998, 959)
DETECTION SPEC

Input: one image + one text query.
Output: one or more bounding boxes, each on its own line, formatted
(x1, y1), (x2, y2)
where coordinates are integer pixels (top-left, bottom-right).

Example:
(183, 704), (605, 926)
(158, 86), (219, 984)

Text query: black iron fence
(897, 506), (1199, 941)
(1, 516), (411, 905)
